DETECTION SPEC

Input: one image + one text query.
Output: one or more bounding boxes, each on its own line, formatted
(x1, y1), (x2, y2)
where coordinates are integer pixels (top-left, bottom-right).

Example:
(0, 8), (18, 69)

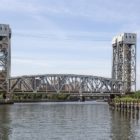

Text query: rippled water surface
(0, 101), (140, 140)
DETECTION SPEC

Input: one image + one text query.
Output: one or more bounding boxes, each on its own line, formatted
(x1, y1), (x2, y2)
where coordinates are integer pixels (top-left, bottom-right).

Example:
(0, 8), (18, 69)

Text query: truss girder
(9, 74), (122, 94)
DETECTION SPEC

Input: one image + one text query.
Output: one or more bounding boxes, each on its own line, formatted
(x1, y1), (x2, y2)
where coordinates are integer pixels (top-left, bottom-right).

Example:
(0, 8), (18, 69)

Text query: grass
(114, 90), (140, 103)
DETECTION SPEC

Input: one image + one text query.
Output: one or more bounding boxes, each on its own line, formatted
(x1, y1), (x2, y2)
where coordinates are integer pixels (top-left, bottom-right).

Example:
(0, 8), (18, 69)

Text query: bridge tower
(0, 24), (11, 94)
(112, 33), (136, 93)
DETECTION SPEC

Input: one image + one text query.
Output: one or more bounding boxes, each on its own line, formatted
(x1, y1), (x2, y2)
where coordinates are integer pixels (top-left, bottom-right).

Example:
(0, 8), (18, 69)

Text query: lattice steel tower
(112, 33), (136, 93)
(0, 24), (11, 93)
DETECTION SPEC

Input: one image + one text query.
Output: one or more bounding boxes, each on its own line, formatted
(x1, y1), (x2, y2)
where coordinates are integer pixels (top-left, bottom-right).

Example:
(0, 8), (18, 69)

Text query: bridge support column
(112, 33), (136, 93)
(0, 24), (12, 102)
(79, 94), (85, 102)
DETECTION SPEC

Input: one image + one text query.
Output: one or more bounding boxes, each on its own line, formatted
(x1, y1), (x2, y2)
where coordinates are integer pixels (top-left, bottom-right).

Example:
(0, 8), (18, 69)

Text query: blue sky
(0, 0), (140, 89)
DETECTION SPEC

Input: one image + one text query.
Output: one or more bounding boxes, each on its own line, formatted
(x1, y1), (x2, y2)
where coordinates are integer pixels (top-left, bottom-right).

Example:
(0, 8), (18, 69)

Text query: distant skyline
(0, 0), (140, 89)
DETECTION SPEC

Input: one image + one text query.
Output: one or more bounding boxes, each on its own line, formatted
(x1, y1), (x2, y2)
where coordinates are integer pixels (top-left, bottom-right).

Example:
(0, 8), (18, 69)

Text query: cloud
(1, 0), (139, 88)
(1, 0), (139, 23)
(34, 0), (140, 23)
(11, 57), (111, 76)
(12, 57), (140, 90)
(0, 0), (42, 13)
(12, 28), (113, 45)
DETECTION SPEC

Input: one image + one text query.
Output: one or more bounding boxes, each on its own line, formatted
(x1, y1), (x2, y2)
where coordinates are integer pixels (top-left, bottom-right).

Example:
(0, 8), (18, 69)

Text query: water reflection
(0, 102), (140, 140)
(110, 108), (140, 140)
(8, 102), (111, 140)
(0, 105), (11, 140)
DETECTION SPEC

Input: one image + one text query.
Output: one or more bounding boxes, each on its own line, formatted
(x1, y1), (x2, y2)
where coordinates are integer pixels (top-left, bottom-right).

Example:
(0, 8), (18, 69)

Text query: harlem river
(0, 102), (140, 140)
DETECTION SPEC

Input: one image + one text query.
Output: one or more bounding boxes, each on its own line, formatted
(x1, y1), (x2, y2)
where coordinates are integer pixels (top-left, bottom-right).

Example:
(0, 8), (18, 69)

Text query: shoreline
(0, 99), (107, 104)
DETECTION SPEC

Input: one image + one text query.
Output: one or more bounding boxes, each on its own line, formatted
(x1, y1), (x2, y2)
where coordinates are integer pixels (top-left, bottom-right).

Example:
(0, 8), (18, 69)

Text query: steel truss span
(9, 74), (122, 94)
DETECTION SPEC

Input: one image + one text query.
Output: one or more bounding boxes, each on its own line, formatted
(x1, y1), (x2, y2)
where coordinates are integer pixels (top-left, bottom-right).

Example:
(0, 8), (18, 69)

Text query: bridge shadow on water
(110, 108), (140, 140)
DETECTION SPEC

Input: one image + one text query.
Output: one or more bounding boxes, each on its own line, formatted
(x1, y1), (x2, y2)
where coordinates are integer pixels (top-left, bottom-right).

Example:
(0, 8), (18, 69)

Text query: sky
(0, 0), (140, 89)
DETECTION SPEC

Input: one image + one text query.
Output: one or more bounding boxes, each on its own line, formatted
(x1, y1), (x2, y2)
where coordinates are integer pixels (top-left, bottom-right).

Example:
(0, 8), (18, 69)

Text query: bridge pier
(79, 94), (85, 102)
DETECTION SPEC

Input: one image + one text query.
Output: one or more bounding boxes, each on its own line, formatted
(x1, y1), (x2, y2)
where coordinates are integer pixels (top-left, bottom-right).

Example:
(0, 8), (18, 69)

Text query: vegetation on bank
(114, 91), (140, 103)
(0, 92), (94, 102)
(9, 93), (79, 101)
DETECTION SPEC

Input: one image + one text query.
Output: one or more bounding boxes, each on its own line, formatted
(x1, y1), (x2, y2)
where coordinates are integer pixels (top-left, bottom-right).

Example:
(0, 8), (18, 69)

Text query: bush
(57, 94), (69, 100)
(114, 91), (140, 103)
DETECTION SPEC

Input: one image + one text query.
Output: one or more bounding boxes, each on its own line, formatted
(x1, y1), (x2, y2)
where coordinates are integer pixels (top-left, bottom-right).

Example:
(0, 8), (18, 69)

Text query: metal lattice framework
(9, 74), (122, 95)
(0, 24), (11, 92)
(112, 33), (136, 93)
(0, 24), (136, 96)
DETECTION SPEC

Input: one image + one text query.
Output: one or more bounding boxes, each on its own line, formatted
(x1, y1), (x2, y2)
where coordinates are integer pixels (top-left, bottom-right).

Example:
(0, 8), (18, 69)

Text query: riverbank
(0, 100), (14, 104)
(1, 92), (105, 104)
(109, 91), (140, 111)
(109, 100), (140, 111)
(0, 93), (79, 103)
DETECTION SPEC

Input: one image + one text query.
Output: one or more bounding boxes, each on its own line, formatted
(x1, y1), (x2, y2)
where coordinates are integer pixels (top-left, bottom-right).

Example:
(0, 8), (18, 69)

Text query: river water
(0, 101), (140, 140)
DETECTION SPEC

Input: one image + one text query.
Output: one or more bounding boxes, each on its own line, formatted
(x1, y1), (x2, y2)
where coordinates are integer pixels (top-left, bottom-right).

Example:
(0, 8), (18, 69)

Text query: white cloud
(0, 0), (42, 13)
(11, 57), (111, 77)
(1, 0), (139, 23)
(12, 29), (112, 49)
(0, 0), (139, 89)
(31, 0), (140, 22)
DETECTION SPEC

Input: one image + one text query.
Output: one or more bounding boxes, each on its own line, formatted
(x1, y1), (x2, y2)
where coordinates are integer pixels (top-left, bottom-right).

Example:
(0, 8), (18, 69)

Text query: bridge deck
(9, 74), (123, 94)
